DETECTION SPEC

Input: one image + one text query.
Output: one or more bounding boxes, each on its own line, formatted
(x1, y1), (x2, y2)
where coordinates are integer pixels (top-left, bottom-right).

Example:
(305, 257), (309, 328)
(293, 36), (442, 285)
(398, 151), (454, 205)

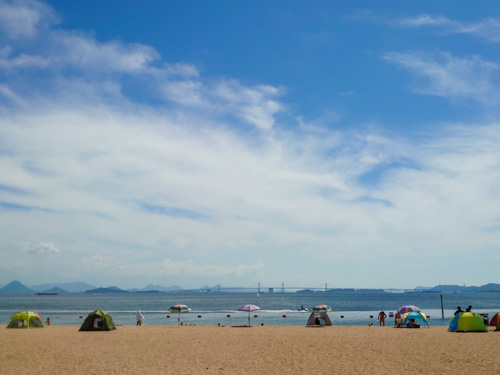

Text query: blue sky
(1, 0), (500, 289)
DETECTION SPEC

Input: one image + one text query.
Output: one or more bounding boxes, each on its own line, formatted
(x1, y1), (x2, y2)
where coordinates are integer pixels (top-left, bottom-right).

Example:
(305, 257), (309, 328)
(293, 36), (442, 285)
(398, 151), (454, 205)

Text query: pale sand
(1, 326), (499, 374)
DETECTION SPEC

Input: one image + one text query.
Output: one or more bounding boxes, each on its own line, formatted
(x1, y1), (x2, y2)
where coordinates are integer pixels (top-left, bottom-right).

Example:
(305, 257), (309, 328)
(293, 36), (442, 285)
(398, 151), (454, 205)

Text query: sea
(1, 292), (499, 327)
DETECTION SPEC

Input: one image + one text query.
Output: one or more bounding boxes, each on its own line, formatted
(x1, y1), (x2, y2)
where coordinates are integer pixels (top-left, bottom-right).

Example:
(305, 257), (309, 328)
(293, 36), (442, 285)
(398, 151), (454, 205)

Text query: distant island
(0, 280), (499, 294)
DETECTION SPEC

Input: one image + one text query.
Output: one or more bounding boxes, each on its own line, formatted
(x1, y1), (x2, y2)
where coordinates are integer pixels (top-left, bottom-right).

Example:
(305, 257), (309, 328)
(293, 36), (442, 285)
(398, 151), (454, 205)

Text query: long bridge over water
(184, 283), (334, 293)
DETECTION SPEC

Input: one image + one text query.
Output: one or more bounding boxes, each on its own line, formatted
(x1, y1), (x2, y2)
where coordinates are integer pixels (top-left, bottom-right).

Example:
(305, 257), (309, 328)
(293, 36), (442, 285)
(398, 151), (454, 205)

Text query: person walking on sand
(45, 317), (50, 326)
(378, 311), (387, 326)
(136, 310), (144, 326)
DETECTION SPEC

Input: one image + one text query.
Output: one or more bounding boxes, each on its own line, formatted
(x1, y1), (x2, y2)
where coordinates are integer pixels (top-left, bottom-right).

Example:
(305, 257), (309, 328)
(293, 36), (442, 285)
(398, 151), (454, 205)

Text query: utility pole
(282, 282), (285, 293)
(325, 283), (328, 292)
(440, 295), (444, 319)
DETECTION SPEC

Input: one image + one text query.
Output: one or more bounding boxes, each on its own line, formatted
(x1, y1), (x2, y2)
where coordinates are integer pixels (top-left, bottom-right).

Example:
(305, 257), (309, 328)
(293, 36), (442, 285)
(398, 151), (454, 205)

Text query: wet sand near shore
(1, 325), (499, 374)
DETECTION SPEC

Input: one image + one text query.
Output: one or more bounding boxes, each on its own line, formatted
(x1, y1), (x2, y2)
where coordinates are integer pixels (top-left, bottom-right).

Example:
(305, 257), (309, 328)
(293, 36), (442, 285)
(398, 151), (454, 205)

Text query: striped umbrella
(168, 304), (192, 325)
(311, 304), (332, 313)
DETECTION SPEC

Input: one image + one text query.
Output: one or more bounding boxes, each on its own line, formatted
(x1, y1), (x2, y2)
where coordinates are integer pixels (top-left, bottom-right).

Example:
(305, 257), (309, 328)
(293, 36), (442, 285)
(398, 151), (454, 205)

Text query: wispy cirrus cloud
(22, 242), (60, 255)
(392, 14), (500, 43)
(383, 51), (500, 104)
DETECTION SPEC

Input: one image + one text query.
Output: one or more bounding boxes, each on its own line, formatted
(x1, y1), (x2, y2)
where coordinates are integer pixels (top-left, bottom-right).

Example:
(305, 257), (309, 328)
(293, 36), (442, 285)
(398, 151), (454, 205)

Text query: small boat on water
(298, 305), (308, 312)
(35, 292), (58, 295)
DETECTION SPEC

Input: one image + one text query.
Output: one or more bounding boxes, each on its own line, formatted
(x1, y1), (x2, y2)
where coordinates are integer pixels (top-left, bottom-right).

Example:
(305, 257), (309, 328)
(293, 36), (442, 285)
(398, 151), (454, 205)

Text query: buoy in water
(166, 315), (170, 318)
(282, 315), (286, 318)
(427, 315), (430, 318)
(254, 315), (258, 318)
(370, 315), (373, 318)
(227, 314), (230, 318)
(79, 316), (83, 319)
(198, 315), (202, 318)
(340, 315), (344, 318)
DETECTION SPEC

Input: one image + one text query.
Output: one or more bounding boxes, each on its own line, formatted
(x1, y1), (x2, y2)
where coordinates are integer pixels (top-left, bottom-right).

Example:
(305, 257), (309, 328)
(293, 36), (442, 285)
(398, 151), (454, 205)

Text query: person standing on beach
(136, 311), (144, 326)
(378, 311), (387, 326)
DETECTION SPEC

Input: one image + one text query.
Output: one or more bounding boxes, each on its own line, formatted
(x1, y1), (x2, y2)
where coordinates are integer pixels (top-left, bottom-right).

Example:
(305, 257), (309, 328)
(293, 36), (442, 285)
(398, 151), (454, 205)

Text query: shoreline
(2, 325), (499, 374)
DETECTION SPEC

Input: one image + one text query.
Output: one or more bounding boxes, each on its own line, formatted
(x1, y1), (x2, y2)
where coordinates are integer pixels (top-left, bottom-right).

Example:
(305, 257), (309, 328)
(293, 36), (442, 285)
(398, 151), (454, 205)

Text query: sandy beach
(1, 325), (499, 374)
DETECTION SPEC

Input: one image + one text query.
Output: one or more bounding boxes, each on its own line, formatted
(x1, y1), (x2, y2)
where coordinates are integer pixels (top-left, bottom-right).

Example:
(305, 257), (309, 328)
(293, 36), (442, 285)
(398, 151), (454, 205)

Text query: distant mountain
(478, 283), (500, 292)
(31, 282), (96, 293)
(0, 280), (35, 294)
(85, 286), (129, 294)
(428, 283), (500, 293)
(142, 284), (183, 292)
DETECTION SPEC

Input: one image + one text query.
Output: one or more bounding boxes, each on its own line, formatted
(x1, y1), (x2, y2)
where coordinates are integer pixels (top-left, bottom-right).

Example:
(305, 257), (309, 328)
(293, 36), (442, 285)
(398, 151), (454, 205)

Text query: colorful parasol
(396, 305), (420, 315)
(311, 304), (332, 313)
(168, 304), (192, 325)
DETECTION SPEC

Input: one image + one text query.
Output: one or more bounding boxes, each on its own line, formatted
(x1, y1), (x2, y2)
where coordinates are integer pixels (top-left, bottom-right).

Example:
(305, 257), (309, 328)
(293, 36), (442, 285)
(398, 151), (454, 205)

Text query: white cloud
(50, 31), (160, 74)
(395, 14), (453, 28)
(0, 83), (26, 105)
(383, 51), (499, 104)
(0, 2), (282, 131)
(0, 0), (58, 39)
(160, 79), (283, 130)
(21, 242), (60, 255)
(163, 62), (199, 77)
(0, 46), (49, 69)
(82, 255), (116, 267)
(392, 14), (500, 43)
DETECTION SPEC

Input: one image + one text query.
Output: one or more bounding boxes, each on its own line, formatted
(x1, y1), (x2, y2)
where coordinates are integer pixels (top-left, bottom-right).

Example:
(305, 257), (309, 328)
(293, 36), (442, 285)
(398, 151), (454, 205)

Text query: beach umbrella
(238, 304), (260, 326)
(396, 305), (420, 315)
(311, 304), (333, 313)
(168, 304), (192, 325)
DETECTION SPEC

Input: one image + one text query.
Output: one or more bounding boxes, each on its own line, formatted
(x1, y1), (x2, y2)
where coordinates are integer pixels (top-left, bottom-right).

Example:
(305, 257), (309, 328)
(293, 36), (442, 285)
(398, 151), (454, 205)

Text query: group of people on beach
(454, 305), (472, 316)
(378, 304), (473, 328)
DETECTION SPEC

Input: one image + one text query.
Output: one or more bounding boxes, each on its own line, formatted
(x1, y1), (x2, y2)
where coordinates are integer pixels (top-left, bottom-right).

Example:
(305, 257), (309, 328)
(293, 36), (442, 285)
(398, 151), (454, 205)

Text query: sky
(1, 0), (500, 290)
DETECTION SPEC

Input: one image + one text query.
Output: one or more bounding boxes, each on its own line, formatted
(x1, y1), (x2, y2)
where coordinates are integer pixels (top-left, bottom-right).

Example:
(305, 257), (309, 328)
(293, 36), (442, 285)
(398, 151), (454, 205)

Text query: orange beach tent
(489, 313), (500, 330)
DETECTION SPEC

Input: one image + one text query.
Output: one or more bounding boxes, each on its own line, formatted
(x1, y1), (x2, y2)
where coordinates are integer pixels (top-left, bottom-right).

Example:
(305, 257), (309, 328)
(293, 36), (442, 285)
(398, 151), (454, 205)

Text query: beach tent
(7, 311), (44, 328)
(306, 312), (332, 327)
(448, 312), (487, 333)
(402, 311), (428, 327)
(489, 313), (500, 328)
(79, 309), (116, 331)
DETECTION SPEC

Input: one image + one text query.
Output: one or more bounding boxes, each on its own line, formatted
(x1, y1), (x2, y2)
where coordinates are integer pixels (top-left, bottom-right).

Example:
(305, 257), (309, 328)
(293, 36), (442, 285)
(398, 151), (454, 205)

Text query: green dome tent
(7, 311), (44, 328)
(448, 312), (487, 333)
(79, 310), (116, 331)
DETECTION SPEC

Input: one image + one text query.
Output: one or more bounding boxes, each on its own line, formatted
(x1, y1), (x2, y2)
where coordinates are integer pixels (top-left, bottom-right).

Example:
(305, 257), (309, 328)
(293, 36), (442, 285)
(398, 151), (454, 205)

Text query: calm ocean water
(1, 292), (499, 327)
